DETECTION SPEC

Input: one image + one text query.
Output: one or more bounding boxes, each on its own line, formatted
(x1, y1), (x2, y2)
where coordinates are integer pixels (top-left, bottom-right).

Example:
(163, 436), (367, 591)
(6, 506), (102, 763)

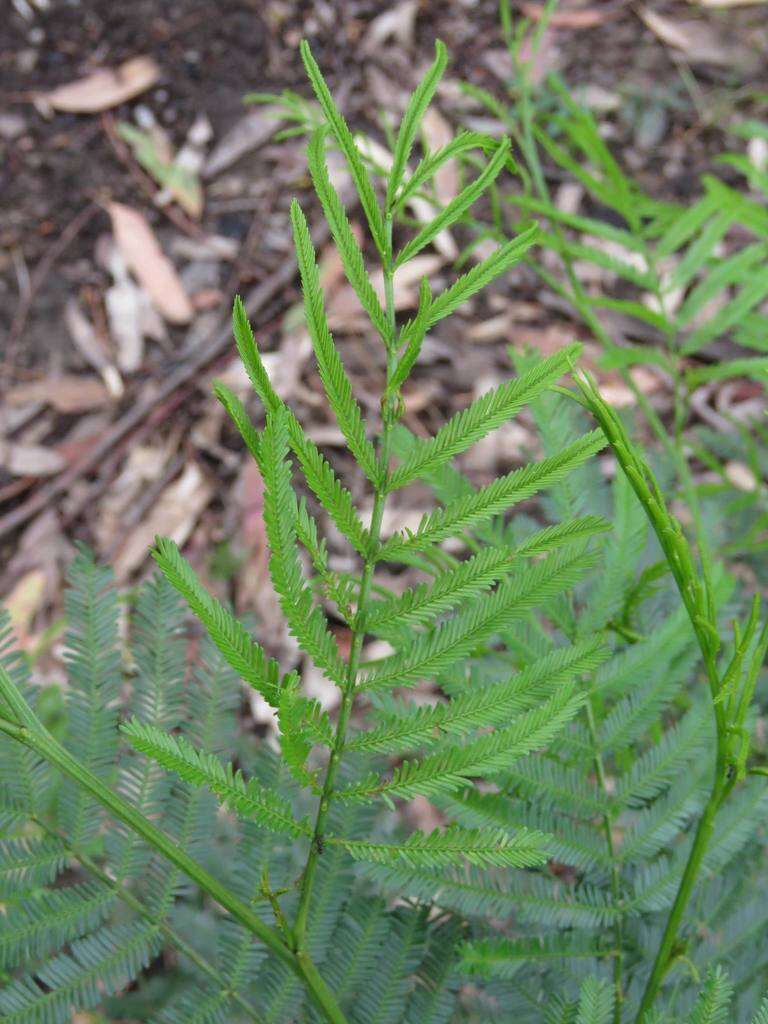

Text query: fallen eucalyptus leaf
(0, 440), (66, 477)
(40, 56), (159, 114)
(108, 202), (193, 324)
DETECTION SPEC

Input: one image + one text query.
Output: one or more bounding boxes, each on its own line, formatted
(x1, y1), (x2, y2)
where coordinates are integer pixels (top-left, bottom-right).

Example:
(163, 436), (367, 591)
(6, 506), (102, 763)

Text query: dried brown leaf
(5, 376), (111, 413)
(2, 570), (46, 643)
(204, 108), (282, 179)
(640, 7), (760, 67)
(65, 299), (123, 397)
(41, 56), (159, 114)
(521, 3), (609, 27)
(0, 441), (66, 477)
(108, 202), (193, 324)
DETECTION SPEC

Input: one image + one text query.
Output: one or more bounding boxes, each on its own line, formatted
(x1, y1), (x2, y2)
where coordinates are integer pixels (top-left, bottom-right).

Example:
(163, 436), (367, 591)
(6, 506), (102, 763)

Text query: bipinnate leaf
(307, 127), (390, 343)
(122, 721), (310, 837)
(290, 200), (380, 486)
(335, 825), (549, 869)
(395, 137), (512, 268)
(386, 39), (448, 210)
(260, 406), (347, 683)
(300, 39), (387, 257)
(152, 537), (282, 708)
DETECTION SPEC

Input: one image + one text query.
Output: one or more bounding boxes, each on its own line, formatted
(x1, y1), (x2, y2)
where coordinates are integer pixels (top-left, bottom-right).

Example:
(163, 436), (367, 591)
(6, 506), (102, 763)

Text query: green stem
(633, 776), (727, 1022)
(35, 817), (265, 1024)
(629, 510), (730, 1021)
(0, 714), (345, 1024)
(292, 213), (398, 952)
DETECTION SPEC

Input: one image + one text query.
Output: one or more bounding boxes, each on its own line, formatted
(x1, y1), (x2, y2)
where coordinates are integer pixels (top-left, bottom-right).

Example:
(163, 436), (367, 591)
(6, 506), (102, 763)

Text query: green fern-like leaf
(387, 40), (448, 208)
(122, 720), (311, 837)
(59, 548), (122, 848)
(395, 138), (511, 267)
(0, 882), (114, 972)
(378, 431), (605, 561)
(341, 686), (584, 802)
(0, 922), (160, 1024)
(229, 300), (371, 557)
(152, 536), (283, 707)
(334, 825), (550, 869)
(461, 934), (608, 978)
(308, 127), (390, 342)
(300, 39), (387, 256)
(364, 546), (597, 690)
(685, 967), (734, 1024)
(387, 343), (581, 490)
(349, 636), (606, 755)
(575, 977), (614, 1024)
(291, 199), (380, 484)
(261, 406), (347, 683)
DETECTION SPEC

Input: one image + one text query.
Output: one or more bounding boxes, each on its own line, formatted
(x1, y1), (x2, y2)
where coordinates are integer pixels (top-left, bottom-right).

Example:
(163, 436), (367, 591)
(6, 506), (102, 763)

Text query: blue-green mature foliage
(0, 36), (766, 1024)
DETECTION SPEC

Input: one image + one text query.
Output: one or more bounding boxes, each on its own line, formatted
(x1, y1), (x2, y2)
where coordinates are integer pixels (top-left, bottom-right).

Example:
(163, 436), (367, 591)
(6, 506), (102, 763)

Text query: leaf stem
(633, 775), (727, 1022)
(34, 816), (266, 1024)
(292, 213), (398, 952)
(0, 706), (345, 1024)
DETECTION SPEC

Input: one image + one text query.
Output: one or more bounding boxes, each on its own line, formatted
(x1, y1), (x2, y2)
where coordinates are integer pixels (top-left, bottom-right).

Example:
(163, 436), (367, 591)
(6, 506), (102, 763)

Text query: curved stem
(35, 817), (265, 1024)
(633, 777), (727, 1022)
(0, 713), (346, 1024)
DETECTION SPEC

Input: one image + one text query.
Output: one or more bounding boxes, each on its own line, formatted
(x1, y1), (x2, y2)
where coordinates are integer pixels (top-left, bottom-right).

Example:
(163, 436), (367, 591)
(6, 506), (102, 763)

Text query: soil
(0, 0), (766, 593)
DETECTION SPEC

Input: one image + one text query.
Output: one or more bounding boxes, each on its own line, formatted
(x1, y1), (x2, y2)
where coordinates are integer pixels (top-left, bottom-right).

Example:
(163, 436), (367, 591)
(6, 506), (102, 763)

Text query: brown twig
(0, 222), (330, 544)
(4, 201), (102, 377)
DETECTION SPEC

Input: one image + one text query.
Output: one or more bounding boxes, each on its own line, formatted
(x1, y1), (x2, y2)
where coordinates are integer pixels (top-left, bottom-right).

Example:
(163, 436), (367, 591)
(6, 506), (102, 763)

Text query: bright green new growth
(1, 32), (767, 1024)
(0, 40), (600, 1024)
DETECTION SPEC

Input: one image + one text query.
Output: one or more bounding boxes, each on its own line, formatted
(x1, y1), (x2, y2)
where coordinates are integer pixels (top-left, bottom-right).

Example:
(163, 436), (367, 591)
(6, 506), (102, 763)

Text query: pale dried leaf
(41, 56), (159, 114)
(689, 0), (767, 6)
(363, 0), (418, 51)
(96, 444), (169, 553)
(421, 108), (457, 205)
(521, 3), (608, 27)
(467, 313), (513, 343)
(748, 136), (768, 173)
(725, 461), (758, 492)
(3, 570), (46, 641)
(406, 197), (458, 259)
(6, 376), (111, 413)
(108, 202), (193, 324)
(204, 107), (282, 178)
(114, 462), (213, 579)
(65, 298), (123, 397)
(640, 7), (759, 67)
(0, 440), (66, 476)
(374, 255), (444, 310)
(105, 272), (167, 371)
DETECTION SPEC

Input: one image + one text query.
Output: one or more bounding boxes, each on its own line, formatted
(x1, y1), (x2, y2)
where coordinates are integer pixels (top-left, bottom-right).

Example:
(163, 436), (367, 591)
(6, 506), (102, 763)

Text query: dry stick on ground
(4, 201), (102, 375)
(0, 221), (330, 543)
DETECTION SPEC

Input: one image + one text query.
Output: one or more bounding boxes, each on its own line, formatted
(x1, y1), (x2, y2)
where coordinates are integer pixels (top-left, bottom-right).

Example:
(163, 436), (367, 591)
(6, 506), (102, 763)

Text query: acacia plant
(1, 38), (768, 1024)
(0, 41), (610, 1024)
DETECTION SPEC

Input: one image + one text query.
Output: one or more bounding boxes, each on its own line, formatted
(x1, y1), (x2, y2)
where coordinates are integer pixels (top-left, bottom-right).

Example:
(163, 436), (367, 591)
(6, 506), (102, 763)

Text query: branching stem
(0, 703), (345, 1024)
(34, 817), (266, 1024)
(292, 214), (398, 965)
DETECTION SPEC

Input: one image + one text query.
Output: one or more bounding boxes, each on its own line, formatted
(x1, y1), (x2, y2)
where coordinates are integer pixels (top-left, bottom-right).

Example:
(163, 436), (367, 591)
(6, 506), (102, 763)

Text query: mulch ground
(1, 0), (766, 669)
